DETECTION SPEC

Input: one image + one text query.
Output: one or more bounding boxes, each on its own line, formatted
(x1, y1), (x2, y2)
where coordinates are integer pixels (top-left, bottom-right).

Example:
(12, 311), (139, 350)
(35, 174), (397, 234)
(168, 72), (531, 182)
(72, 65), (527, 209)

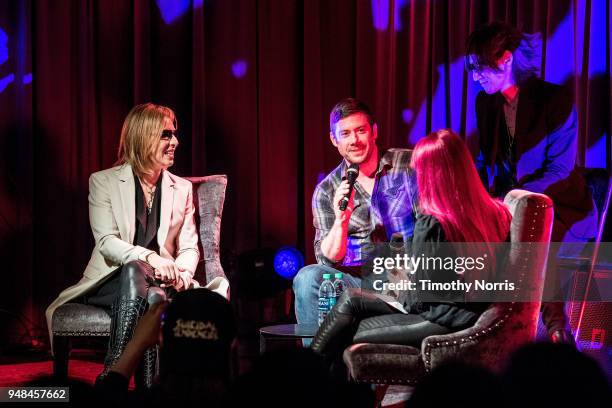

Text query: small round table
(259, 323), (318, 354)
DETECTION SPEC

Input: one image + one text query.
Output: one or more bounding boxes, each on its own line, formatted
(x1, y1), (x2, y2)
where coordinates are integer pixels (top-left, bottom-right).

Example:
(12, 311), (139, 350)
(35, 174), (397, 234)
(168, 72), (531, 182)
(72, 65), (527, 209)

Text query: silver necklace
(146, 186), (156, 214)
(503, 93), (519, 163)
(141, 180), (156, 215)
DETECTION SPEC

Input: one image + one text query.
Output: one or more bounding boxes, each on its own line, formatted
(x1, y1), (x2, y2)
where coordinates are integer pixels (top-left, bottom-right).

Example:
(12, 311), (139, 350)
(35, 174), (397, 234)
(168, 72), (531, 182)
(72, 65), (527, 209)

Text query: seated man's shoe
(550, 329), (576, 347)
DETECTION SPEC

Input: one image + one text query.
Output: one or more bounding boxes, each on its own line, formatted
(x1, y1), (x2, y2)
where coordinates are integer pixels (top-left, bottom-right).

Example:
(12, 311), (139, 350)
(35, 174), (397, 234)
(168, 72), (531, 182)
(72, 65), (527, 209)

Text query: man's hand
(333, 179), (356, 224)
(170, 269), (192, 291)
(320, 180), (356, 263)
(148, 253), (180, 284)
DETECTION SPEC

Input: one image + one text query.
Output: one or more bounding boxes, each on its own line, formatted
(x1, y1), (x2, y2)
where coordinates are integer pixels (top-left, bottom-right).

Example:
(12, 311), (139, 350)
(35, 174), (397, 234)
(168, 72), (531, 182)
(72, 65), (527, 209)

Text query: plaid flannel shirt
(312, 148), (417, 267)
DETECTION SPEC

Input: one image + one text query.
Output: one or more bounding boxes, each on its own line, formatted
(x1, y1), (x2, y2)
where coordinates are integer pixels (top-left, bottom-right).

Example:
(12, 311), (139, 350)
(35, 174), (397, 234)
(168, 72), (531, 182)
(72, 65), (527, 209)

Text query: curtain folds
(0, 0), (609, 341)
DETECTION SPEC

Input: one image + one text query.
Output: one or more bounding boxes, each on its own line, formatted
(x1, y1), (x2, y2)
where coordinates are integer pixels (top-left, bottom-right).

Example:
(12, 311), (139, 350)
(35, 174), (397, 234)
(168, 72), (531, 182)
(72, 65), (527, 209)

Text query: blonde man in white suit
(46, 103), (205, 387)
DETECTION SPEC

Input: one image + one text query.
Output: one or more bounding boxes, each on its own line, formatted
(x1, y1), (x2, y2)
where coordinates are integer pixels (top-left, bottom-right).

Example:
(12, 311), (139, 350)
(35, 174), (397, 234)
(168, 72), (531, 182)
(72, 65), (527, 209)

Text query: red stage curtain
(0, 0), (609, 345)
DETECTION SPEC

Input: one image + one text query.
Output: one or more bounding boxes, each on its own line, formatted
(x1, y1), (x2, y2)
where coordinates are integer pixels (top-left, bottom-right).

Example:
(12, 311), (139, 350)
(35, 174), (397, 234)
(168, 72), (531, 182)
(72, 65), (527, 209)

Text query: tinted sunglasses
(161, 129), (178, 140)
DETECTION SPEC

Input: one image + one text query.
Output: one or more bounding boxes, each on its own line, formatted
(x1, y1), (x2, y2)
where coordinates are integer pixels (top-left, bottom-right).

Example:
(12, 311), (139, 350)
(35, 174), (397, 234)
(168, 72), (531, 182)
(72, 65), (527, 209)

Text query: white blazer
(45, 164), (200, 345)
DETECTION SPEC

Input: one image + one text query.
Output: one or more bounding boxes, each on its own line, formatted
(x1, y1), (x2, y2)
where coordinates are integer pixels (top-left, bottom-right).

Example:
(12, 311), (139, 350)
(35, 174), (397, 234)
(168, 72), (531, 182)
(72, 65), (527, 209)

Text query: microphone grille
(346, 163), (359, 182)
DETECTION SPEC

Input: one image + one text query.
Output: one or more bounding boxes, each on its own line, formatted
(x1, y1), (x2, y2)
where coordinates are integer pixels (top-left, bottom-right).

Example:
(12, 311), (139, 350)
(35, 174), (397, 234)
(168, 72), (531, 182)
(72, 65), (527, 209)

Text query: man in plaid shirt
(293, 98), (418, 324)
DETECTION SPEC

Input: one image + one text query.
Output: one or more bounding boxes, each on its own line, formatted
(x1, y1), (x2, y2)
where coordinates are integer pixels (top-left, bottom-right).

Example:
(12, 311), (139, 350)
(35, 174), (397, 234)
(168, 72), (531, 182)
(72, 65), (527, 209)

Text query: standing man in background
(466, 22), (598, 344)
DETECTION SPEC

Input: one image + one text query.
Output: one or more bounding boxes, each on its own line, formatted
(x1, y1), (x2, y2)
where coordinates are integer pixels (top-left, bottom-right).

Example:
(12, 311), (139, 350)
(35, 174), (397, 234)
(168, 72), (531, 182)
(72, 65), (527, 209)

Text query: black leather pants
(87, 260), (168, 388)
(311, 288), (451, 362)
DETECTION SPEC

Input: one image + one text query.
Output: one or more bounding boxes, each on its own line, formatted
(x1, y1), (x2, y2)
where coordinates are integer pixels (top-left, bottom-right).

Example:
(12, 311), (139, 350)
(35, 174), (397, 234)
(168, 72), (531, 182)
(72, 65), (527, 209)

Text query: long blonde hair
(116, 103), (176, 177)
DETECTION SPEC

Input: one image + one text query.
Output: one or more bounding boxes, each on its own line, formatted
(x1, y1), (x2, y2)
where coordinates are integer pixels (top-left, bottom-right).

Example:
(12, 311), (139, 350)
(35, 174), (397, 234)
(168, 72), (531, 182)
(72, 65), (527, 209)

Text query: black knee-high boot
(134, 286), (167, 389)
(96, 261), (153, 385)
(311, 306), (355, 360)
(311, 289), (401, 362)
(97, 295), (148, 383)
(310, 305), (357, 382)
(135, 346), (158, 389)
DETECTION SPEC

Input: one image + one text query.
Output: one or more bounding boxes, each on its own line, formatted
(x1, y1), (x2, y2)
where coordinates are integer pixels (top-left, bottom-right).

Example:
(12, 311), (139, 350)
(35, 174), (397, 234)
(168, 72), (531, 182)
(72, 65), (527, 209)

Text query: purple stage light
(316, 172), (326, 185)
(371, 0), (408, 32)
(0, 27), (8, 65)
(402, 108), (413, 123)
(156, 0), (191, 24)
(231, 60), (247, 78)
(273, 247), (304, 279)
(0, 74), (14, 93)
(371, 0), (389, 31)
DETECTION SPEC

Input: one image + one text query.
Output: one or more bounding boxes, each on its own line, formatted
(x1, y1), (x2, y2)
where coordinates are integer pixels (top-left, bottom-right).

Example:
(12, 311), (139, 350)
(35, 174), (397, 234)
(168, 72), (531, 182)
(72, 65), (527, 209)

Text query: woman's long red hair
(411, 129), (511, 243)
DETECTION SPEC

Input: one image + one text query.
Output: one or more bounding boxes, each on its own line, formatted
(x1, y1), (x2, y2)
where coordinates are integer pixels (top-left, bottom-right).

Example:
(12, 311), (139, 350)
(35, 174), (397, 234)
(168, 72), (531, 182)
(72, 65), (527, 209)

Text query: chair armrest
(421, 301), (540, 373)
(194, 274), (230, 300)
(421, 303), (512, 371)
(185, 175), (228, 286)
(205, 259), (228, 290)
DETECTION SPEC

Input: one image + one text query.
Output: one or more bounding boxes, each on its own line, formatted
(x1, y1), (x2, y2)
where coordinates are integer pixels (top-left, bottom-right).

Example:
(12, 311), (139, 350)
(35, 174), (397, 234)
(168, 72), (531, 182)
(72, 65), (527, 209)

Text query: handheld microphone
(339, 163), (359, 211)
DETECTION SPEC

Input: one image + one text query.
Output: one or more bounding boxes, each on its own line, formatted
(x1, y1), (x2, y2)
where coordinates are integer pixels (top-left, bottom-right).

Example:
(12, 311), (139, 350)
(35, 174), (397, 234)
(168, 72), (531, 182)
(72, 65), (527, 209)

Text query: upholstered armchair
(343, 189), (554, 385)
(184, 176), (230, 299)
(51, 175), (228, 378)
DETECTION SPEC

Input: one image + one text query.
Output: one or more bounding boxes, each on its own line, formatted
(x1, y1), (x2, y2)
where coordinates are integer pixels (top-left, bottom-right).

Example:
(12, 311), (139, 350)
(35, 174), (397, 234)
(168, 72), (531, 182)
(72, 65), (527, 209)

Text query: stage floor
(0, 349), (104, 387)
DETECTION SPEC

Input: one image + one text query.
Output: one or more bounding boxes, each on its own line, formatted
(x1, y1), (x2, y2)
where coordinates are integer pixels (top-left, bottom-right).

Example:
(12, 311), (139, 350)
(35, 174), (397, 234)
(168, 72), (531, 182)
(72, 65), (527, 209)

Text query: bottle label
(318, 297), (329, 310)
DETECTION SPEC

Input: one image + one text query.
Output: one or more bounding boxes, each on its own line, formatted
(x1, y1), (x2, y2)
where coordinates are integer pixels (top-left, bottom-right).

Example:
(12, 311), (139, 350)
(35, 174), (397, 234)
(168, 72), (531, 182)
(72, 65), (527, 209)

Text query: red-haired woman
(311, 129), (511, 369)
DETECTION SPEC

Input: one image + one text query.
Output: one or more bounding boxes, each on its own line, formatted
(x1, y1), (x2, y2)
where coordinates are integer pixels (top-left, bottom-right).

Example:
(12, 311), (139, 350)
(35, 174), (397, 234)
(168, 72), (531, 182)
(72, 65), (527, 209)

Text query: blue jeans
(292, 264), (362, 324)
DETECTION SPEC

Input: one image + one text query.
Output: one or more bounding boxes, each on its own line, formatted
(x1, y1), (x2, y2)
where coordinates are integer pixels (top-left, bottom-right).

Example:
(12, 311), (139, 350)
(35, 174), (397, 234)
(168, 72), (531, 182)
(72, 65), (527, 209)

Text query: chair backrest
(184, 175), (228, 285)
(504, 189), (554, 244)
(463, 190), (553, 368)
(424, 190), (554, 372)
(502, 189), (554, 336)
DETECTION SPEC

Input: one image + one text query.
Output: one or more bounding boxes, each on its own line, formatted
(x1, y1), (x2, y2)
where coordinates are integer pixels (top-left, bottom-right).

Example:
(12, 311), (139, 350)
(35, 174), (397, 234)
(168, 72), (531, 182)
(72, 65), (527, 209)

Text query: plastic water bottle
(318, 273), (335, 326)
(333, 272), (345, 304)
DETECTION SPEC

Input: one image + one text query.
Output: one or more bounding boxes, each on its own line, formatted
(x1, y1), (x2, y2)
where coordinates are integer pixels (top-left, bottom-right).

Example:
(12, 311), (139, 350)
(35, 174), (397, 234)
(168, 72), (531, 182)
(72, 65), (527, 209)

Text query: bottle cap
(322, 273), (332, 279)
(334, 273), (343, 279)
